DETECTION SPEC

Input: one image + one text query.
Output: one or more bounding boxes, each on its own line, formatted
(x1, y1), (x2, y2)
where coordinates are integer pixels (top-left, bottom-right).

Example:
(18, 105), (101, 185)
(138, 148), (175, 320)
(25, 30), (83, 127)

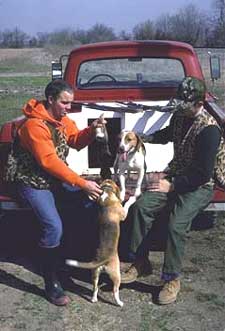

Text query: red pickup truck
(0, 40), (224, 229)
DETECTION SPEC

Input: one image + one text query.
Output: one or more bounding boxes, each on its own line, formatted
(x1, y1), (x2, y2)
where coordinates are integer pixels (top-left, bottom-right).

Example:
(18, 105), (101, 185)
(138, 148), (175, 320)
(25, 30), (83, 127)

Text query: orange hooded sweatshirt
(18, 99), (95, 189)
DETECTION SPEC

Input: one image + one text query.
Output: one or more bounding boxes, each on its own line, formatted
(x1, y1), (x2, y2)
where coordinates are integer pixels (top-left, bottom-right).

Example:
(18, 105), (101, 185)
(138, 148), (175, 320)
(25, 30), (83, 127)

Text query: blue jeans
(17, 183), (97, 248)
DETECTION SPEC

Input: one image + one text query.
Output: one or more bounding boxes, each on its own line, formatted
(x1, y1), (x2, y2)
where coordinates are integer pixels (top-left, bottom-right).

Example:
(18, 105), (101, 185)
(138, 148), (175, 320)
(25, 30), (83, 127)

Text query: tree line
(0, 1), (225, 48)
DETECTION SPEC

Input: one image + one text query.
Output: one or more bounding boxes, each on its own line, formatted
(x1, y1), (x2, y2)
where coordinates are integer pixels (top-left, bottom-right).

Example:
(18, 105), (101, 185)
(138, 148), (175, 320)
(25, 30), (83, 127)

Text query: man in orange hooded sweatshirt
(13, 79), (105, 306)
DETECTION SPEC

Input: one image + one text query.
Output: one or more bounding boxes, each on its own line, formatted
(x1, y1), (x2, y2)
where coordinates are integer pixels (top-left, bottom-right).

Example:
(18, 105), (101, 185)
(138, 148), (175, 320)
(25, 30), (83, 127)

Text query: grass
(139, 304), (177, 331)
(0, 48), (51, 126)
(0, 61), (48, 73)
(0, 76), (50, 88)
(0, 49), (49, 73)
(190, 254), (211, 265)
(0, 96), (24, 123)
(139, 304), (155, 331)
(0, 76), (50, 126)
(196, 291), (225, 309)
(0, 94), (38, 125)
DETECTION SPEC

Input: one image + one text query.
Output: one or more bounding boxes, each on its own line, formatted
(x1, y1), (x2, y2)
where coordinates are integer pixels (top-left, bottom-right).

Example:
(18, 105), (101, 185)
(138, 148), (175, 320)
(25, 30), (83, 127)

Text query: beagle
(66, 179), (126, 307)
(113, 130), (146, 212)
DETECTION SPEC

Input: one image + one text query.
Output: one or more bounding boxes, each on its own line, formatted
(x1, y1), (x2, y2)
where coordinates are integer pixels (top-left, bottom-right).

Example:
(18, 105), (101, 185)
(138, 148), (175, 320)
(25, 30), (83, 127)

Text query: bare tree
(47, 28), (77, 46)
(155, 14), (173, 40)
(164, 4), (207, 46)
(36, 32), (50, 47)
(132, 20), (156, 40)
(210, 0), (225, 46)
(86, 24), (116, 43)
(213, 0), (225, 21)
(118, 30), (132, 41)
(1, 28), (29, 47)
(1, 2), (224, 48)
(72, 28), (88, 44)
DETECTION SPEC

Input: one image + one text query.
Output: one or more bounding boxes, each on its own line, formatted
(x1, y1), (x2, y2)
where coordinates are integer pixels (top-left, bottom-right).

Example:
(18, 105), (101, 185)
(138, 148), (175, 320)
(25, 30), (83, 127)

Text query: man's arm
(141, 115), (175, 144)
(63, 117), (94, 150)
(173, 126), (221, 193)
(65, 115), (106, 150)
(148, 125), (221, 194)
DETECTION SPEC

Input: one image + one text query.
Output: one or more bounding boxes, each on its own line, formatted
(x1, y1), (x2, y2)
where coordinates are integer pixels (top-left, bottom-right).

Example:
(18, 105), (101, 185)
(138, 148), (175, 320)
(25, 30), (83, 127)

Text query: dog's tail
(66, 258), (108, 269)
(66, 220), (119, 270)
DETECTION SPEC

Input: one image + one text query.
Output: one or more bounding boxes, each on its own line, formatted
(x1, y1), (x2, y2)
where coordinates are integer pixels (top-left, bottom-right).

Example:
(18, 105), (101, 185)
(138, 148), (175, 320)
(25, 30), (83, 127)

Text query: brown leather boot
(158, 278), (181, 305)
(44, 271), (70, 306)
(121, 257), (152, 284)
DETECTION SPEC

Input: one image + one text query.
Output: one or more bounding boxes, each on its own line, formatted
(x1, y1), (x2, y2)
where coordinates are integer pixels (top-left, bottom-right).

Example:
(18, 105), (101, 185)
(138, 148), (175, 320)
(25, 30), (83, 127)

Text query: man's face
(48, 90), (74, 120)
(183, 101), (203, 118)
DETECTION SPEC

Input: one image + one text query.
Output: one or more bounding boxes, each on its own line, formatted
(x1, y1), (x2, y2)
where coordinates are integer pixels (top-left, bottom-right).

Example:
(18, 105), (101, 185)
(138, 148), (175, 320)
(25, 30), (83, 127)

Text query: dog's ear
(110, 180), (121, 200)
(135, 133), (143, 151)
(99, 178), (104, 186)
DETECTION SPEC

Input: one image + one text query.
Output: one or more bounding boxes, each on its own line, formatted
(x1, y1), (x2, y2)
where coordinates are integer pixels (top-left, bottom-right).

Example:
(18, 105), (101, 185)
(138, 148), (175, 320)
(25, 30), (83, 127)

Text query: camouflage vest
(8, 121), (69, 189)
(168, 109), (225, 188)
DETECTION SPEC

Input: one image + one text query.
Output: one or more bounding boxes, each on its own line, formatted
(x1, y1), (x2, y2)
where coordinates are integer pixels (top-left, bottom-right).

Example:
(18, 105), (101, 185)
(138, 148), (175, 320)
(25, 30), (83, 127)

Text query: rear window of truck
(77, 57), (185, 89)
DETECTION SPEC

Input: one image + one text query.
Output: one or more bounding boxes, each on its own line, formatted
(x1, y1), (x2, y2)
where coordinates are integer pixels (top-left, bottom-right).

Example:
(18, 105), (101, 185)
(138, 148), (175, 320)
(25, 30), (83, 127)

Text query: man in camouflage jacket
(121, 76), (224, 305)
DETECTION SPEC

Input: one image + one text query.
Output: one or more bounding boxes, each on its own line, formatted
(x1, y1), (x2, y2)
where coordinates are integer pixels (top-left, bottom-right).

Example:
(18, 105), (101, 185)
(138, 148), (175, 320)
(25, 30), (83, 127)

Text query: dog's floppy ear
(135, 133), (143, 151)
(98, 178), (104, 186)
(109, 179), (121, 200)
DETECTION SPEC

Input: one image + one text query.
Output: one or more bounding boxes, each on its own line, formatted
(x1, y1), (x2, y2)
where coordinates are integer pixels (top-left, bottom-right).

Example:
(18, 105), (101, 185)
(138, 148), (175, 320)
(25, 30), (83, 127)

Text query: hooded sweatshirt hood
(17, 98), (93, 189)
(22, 99), (61, 127)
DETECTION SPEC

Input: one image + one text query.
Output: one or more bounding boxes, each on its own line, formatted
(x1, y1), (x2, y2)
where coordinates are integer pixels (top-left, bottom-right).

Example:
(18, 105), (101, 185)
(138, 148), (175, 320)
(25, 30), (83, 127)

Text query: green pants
(128, 184), (214, 275)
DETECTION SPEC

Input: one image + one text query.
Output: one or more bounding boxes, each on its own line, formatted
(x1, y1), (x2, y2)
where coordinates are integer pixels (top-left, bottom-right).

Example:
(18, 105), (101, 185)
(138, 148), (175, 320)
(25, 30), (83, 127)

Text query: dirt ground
(0, 212), (224, 331)
(0, 47), (225, 331)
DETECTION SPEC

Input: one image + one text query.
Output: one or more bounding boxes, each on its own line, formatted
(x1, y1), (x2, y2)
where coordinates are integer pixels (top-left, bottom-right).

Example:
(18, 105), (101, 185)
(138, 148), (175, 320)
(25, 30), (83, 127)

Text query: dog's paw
(114, 292), (124, 307)
(134, 189), (142, 197)
(120, 191), (126, 201)
(91, 294), (98, 303)
(124, 196), (137, 214)
(117, 300), (124, 307)
(91, 297), (98, 303)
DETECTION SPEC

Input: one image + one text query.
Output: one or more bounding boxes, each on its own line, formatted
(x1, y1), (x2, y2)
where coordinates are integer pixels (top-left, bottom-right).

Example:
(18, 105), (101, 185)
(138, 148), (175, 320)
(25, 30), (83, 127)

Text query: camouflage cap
(177, 76), (206, 103)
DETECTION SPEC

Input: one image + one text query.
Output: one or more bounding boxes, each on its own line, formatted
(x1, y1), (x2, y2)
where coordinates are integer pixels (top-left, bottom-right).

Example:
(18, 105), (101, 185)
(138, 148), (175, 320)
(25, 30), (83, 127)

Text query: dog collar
(101, 184), (114, 192)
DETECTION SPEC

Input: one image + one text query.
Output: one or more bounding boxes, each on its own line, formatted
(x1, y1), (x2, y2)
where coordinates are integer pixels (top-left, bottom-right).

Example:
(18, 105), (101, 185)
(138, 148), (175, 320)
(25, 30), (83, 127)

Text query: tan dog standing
(66, 179), (126, 307)
(113, 130), (146, 213)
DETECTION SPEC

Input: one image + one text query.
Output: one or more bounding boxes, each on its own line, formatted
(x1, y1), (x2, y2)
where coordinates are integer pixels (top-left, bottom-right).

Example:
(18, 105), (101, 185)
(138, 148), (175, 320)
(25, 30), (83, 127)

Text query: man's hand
(91, 113), (107, 131)
(83, 180), (102, 200)
(139, 133), (154, 143)
(147, 178), (174, 193)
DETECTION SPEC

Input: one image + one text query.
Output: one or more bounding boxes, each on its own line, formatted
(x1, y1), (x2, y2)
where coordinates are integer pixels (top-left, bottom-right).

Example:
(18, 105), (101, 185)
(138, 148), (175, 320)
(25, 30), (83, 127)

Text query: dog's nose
(118, 146), (125, 153)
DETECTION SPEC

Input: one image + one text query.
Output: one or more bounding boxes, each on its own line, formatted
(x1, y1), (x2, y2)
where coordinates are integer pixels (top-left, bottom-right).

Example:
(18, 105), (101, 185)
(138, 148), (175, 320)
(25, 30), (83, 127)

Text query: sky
(0, 0), (214, 36)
